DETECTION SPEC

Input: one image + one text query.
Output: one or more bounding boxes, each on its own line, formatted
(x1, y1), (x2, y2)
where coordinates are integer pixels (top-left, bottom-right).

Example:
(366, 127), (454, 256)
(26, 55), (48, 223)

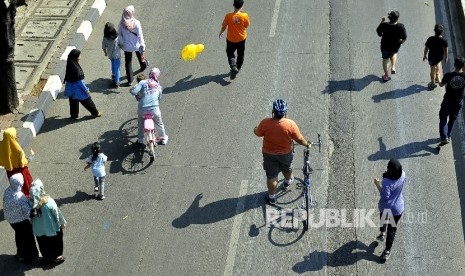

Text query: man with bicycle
(254, 99), (310, 205)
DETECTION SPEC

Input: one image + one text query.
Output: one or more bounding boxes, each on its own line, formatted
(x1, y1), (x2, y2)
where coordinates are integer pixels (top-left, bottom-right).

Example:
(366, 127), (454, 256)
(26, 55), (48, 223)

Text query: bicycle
(143, 113), (157, 161)
(296, 134), (321, 231)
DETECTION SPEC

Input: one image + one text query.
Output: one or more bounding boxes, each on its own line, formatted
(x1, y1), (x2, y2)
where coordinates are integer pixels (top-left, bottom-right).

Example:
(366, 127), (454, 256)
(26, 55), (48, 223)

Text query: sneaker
(382, 74), (389, 81)
(428, 82), (437, 90)
(94, 186), (99, 192)
(160, 135), (169, 145)
(283, 177), (294, 190)
(440, 138), (450, 145)
(97, 194), (105, 200)
(93, 112), (102, 118)
(381, 250), (390, 260)
(376, 232), (386, 242)
(265, 194), (277, 205)
(230, 67), (239, 80)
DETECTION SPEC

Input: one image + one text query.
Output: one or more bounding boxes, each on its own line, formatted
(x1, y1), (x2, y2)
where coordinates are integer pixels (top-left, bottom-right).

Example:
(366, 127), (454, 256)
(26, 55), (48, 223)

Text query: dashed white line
(223, 180), (249, 276)
(269, 0), (283, 37)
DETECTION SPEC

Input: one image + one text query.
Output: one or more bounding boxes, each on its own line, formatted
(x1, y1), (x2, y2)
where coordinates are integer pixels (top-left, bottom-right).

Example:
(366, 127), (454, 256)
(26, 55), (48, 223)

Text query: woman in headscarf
(30, 179), (67, 264)
(373, 158), (406, 261)
(0, 127), (33, 198)
(3, 173), (39, 262)
(64, 49), (102, 120)
(129, 68), (168, 145)
(118, 5), (148, 84)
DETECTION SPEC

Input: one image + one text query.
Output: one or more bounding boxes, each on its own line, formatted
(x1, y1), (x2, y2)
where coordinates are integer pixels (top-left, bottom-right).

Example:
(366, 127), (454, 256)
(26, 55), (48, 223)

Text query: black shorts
(262, 151), (293, 179)
(429, 60), (441, 66)
(381, 50), (396, 59)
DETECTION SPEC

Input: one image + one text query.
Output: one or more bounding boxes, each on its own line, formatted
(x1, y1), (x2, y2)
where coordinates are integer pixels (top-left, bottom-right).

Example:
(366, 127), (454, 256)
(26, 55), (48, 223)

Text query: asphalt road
(1, 0), (465, 275)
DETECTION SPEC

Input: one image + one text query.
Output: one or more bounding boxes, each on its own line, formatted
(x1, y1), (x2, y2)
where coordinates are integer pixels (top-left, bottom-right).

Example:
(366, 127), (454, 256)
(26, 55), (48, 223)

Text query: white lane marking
(269, 0), (283, 37)
(77, 20), (93, 41)
(223, 180), (248, 276)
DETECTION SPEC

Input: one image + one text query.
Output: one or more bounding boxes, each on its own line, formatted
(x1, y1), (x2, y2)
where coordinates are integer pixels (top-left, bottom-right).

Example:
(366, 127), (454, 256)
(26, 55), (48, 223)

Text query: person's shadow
(292, 240), (382, 273)
(88, 78), (120, 95)
(368, 137), (440, 161)
(372, 84), (427, 103)
(172, 192), (262, 228)
(322, 75), (379, 94)
(163, 73), (230, 94)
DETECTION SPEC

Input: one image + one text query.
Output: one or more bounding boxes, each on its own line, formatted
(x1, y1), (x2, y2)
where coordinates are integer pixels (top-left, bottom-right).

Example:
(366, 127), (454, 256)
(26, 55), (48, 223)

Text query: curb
(22, 0), (106, 140)
(1, 0), (106, 190)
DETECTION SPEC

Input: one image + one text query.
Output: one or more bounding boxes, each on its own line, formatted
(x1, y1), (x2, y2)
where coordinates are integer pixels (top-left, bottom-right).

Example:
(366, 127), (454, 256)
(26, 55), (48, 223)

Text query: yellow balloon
(181, 44), (205, 61)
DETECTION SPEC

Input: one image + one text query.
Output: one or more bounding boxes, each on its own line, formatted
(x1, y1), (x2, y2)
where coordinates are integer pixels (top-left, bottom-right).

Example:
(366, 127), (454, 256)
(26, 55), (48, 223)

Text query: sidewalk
(0, 0), (106, 191)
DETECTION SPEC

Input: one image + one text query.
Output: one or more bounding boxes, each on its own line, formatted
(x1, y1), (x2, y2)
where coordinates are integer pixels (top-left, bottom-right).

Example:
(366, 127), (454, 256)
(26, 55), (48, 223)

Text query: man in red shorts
(254, 99), (311, 205)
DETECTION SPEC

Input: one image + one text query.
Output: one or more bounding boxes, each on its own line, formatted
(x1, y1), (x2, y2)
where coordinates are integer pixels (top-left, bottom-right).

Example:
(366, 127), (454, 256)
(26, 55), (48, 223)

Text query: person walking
(438, 56), (465, 144)
(3, 173), (39, 263)
(373, 159), (406, 261)
(219, 0), (250, 80)
(64, 49), (102, 119)
(376, 11), (407, 81)
(30, 179), (67, 264)
(102, 22), (123, 88)
(254, 99), (310, 205)
(118, 5), (148, 85)
(130, 68), (168, 146)
(423, 24), (448, 89)
(84, 142), (107, 200)
(0, 127), (34, 198)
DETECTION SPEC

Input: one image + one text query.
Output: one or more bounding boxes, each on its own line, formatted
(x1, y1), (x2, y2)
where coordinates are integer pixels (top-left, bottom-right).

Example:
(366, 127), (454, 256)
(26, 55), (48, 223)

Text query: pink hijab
(148, 68), (161, 89)
(121, 5), (136, 32)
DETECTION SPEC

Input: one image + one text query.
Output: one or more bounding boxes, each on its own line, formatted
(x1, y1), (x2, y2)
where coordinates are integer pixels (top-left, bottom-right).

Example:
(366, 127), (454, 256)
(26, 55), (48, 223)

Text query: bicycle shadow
(372, 84), (427, 103)
(163, 73), (230, 94)
(368, 137), (440, 161)
(322, 74), (379, 94)
(78, 118), (153, 175)
(172, 192), (262, 228)
(292, 240), (382, 273)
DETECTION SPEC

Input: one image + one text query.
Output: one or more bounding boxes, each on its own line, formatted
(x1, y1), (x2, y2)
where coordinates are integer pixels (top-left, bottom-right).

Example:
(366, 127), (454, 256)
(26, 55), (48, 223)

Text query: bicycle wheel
(304, 187), (310, 231)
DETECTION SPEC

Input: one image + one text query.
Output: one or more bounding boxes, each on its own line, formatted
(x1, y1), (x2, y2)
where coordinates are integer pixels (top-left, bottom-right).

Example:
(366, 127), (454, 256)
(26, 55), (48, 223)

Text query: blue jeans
(111, 59), (121, 85)
(439, 99), (463, 140)
(93, 176), (105, 196)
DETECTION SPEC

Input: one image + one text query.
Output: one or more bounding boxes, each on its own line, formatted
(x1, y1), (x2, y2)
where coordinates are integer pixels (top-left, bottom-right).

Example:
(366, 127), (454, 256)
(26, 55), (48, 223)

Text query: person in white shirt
(84, 142), (108, 200)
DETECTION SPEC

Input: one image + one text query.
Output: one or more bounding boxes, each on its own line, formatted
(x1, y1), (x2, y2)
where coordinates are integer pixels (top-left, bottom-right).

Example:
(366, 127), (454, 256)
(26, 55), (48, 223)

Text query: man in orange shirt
(219, 0), (250, 80)
(254, 99), (311, 205)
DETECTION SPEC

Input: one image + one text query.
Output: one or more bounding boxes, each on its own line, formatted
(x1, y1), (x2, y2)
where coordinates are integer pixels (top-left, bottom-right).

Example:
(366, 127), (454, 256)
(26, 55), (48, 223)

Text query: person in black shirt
(438, 57), (465, 144)
(376, 11), (407, 81)
(423, 24), (448, 89)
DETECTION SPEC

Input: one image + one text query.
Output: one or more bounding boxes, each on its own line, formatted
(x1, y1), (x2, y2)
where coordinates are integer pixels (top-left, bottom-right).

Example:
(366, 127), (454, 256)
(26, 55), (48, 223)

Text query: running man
(219, 0), (250, 80)
(254, 99), (310, 205)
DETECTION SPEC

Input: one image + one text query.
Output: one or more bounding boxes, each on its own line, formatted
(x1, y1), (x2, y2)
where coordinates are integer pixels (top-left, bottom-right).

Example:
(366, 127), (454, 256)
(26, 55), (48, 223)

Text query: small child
(84, 142), (107, 200)
(102, 22), (122, 88)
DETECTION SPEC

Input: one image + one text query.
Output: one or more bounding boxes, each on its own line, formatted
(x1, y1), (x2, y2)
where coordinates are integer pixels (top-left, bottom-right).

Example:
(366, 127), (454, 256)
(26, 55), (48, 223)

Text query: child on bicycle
(84, 142), (107, 200)
(129, 69), (168, 145)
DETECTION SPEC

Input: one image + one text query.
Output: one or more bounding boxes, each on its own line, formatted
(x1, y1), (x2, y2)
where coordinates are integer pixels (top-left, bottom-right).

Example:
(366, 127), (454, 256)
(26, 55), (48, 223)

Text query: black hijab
(382, 158), (403, 180)
(64, 49), (85, 82)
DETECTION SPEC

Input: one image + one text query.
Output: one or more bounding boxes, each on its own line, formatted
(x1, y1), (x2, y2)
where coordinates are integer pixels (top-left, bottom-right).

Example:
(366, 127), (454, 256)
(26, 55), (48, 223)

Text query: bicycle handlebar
(293, 134), (322, 153)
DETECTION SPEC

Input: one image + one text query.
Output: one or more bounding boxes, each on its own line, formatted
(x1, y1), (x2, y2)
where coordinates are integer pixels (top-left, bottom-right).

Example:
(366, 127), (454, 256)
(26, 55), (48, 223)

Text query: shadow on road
(368, 137), (440, 161)
(372, 84), (427, 103)
(292, 240), (382, 273)
(322, 74), (379, 94)
(172, 192), (262, 228)
(0, 254), (63, 275)
(163, 73), (230, 94)
(38, 115), (93, 135)
(78, 118), (153, 175)
(88, 78), (120, 95)
(55, 190), (94, 207)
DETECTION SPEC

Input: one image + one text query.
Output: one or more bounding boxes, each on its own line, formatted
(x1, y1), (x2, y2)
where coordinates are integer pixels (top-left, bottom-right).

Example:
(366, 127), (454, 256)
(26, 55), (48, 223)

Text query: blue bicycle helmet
(273, 99), (288, 116)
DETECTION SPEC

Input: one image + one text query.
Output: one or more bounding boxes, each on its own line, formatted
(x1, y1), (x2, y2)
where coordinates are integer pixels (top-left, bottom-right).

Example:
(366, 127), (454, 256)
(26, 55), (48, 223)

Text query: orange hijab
(0, 128), (28, 171)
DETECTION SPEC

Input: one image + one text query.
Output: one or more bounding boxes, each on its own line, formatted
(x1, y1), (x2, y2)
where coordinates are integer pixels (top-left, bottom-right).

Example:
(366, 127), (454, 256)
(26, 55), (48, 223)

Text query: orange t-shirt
(255, 118), (304, 155)
(222, 11), (250, 43)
